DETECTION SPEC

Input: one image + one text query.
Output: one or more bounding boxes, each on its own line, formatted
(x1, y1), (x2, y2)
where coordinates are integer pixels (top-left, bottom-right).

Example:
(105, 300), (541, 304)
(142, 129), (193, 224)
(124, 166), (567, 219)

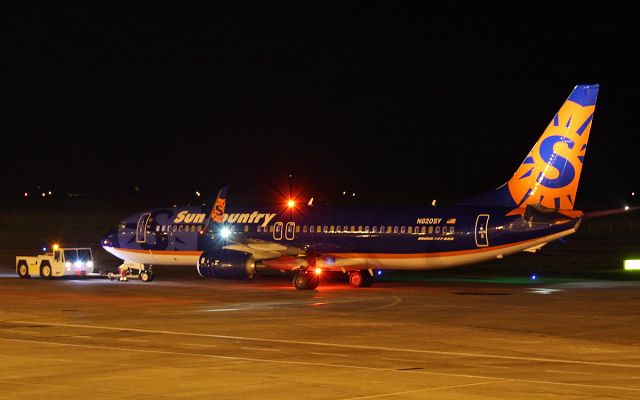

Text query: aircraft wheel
(40, 262), (53, 279)
(349, 271), (367, 288)
(140, 270), (152, 282)
(293, 272), (318, 290)
(17, 261), (30, 278)
(307, 274), (319, 290)
(361, 271), (373, 287)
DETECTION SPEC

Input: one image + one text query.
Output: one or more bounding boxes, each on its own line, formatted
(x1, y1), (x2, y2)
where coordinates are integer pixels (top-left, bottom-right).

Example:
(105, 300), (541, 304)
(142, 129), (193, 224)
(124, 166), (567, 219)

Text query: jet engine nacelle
(197, 249), (260, 280)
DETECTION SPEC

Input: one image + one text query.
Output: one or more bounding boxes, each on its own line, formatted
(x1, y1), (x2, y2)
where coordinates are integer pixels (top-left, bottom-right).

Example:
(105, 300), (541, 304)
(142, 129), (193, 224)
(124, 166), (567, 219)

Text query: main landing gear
(292, 268), (374, 290)
(293, 269), (319, 290)
(348, 270), (373, 288)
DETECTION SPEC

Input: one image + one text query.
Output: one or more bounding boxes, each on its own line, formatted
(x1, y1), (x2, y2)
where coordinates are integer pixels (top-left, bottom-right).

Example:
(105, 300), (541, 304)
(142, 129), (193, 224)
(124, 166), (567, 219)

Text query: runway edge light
(624, 260), (640, 271)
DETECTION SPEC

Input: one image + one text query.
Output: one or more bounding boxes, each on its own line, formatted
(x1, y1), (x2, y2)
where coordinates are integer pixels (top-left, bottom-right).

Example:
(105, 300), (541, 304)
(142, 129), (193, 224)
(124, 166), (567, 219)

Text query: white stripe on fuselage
(102, 247), (200, 266)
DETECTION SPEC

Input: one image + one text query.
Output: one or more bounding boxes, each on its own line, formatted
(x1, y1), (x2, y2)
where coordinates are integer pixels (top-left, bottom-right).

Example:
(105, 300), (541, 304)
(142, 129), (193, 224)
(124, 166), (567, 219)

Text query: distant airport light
(625, 205), (630, 211)
(48, 191), (52, 195)
(24, 192), (28, 197)
(531, 274), (537, 280)
(41, 193), (46, 197)
(315, 268), (322, 275)
(287, 199), (295, 208)
(342, 191), (346, 195)
(377, 270), (382, 276)
(195, 191), (201, 197)
(42, 247), (47, 252)
(633, 192), (636, 197)
(352, 193), (356, 197)
(220, 227), (231, 239)
(624, 260), (640, 271)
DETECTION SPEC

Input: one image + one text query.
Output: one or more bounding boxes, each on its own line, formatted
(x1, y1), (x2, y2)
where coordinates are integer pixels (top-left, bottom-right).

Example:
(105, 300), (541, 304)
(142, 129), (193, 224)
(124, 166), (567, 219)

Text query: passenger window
(323, 226), (328, 233)
(344, 226), (348, 232)
(173, 225), (178, 232)
(303, 225), (308, 233)
(336, 226), (342, 232)
(442, 226), (448, 233)
(421, 226), (426, 234)
(350, 226), (356, 232)
(155, 225), (160, 232)
(197, 225), (202, 232)
(435, 226), (440, 234)
(295, 226), (300, 233)
(428, 226), (433, 234)
(379, 226), (385, 233)
(387, 226), (392, 233)
(317, 225), (322, 233)
(244, 225), (249, 233)
(393, 226), (399, 233)
(401, 226), (406, 233)
(372, 226), (377, 233)
(414, 226), (419, 233)
(330, 225), (335, 233)
(179, 225), (184, 232)
(365, 226), (370, 233)
(310, 226), (315, 233)
(257, 226), (262, 233)
(269, 225), (274, 232)
(357, 225), (363, 232)
(450, 226), (455, 234)
(407, 226), (413, 234)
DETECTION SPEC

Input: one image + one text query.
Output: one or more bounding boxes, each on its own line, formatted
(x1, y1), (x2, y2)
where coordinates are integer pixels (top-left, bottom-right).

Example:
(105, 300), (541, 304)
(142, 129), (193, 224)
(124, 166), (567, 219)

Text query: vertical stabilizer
(460, 84), (598, 209)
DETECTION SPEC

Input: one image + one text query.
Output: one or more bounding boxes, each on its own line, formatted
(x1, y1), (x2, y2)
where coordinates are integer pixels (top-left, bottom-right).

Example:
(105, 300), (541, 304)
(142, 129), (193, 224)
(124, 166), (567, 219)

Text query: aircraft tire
(293, 272), (318, 290)
(307, 274), (319, 290)
(40, 262), (52, 279)
(361, 272), (373, 287)
(349, 271), (373, 287)
(140, 270), (152, 282)
(17, 261), (30, 278)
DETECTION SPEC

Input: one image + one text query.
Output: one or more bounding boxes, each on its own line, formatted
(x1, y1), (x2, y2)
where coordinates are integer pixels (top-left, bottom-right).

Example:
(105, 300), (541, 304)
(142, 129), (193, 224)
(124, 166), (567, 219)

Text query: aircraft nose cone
(101, 230), (119, 249)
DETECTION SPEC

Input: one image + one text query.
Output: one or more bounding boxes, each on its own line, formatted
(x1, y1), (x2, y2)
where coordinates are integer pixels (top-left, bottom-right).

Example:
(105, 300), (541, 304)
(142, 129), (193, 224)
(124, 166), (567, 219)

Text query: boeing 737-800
(102, 84), (601, 289)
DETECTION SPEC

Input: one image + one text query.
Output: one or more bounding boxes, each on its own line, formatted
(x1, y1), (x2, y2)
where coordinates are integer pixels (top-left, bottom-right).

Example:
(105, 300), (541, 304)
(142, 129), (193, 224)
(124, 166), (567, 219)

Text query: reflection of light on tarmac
(528, 288), (562, 295)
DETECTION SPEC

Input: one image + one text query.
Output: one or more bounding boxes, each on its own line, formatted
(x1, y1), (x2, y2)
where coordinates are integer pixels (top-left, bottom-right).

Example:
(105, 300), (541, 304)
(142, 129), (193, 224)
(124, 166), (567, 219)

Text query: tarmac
(2, 267), (640, 399)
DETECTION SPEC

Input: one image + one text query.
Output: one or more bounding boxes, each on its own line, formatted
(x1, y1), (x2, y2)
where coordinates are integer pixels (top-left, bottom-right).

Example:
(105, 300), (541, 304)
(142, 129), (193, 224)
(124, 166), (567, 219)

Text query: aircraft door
(475, 214), (490, 247)
(285, 222), (295, 240)
(273, 222), (283, 241)
(136, 213), (151, 243)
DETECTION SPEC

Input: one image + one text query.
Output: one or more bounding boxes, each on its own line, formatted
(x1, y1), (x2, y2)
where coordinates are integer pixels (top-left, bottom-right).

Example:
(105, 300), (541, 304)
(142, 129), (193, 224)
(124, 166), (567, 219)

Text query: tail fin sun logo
(211, 197), (226, 223)
(507, 85), (597, 210)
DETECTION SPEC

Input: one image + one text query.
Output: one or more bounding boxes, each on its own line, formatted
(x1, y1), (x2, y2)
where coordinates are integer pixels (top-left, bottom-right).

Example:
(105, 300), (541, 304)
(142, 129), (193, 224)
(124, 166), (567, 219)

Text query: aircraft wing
(222, 238), (307, 269)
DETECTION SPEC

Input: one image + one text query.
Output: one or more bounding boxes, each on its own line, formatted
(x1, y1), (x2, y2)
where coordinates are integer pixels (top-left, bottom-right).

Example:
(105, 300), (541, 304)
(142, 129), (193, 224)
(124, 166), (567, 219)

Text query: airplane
(102, 83), (609, 289)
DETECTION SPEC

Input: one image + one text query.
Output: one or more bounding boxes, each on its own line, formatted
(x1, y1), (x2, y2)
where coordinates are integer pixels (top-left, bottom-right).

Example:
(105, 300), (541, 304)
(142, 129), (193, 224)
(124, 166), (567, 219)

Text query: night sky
(2, 3), (638, 207)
